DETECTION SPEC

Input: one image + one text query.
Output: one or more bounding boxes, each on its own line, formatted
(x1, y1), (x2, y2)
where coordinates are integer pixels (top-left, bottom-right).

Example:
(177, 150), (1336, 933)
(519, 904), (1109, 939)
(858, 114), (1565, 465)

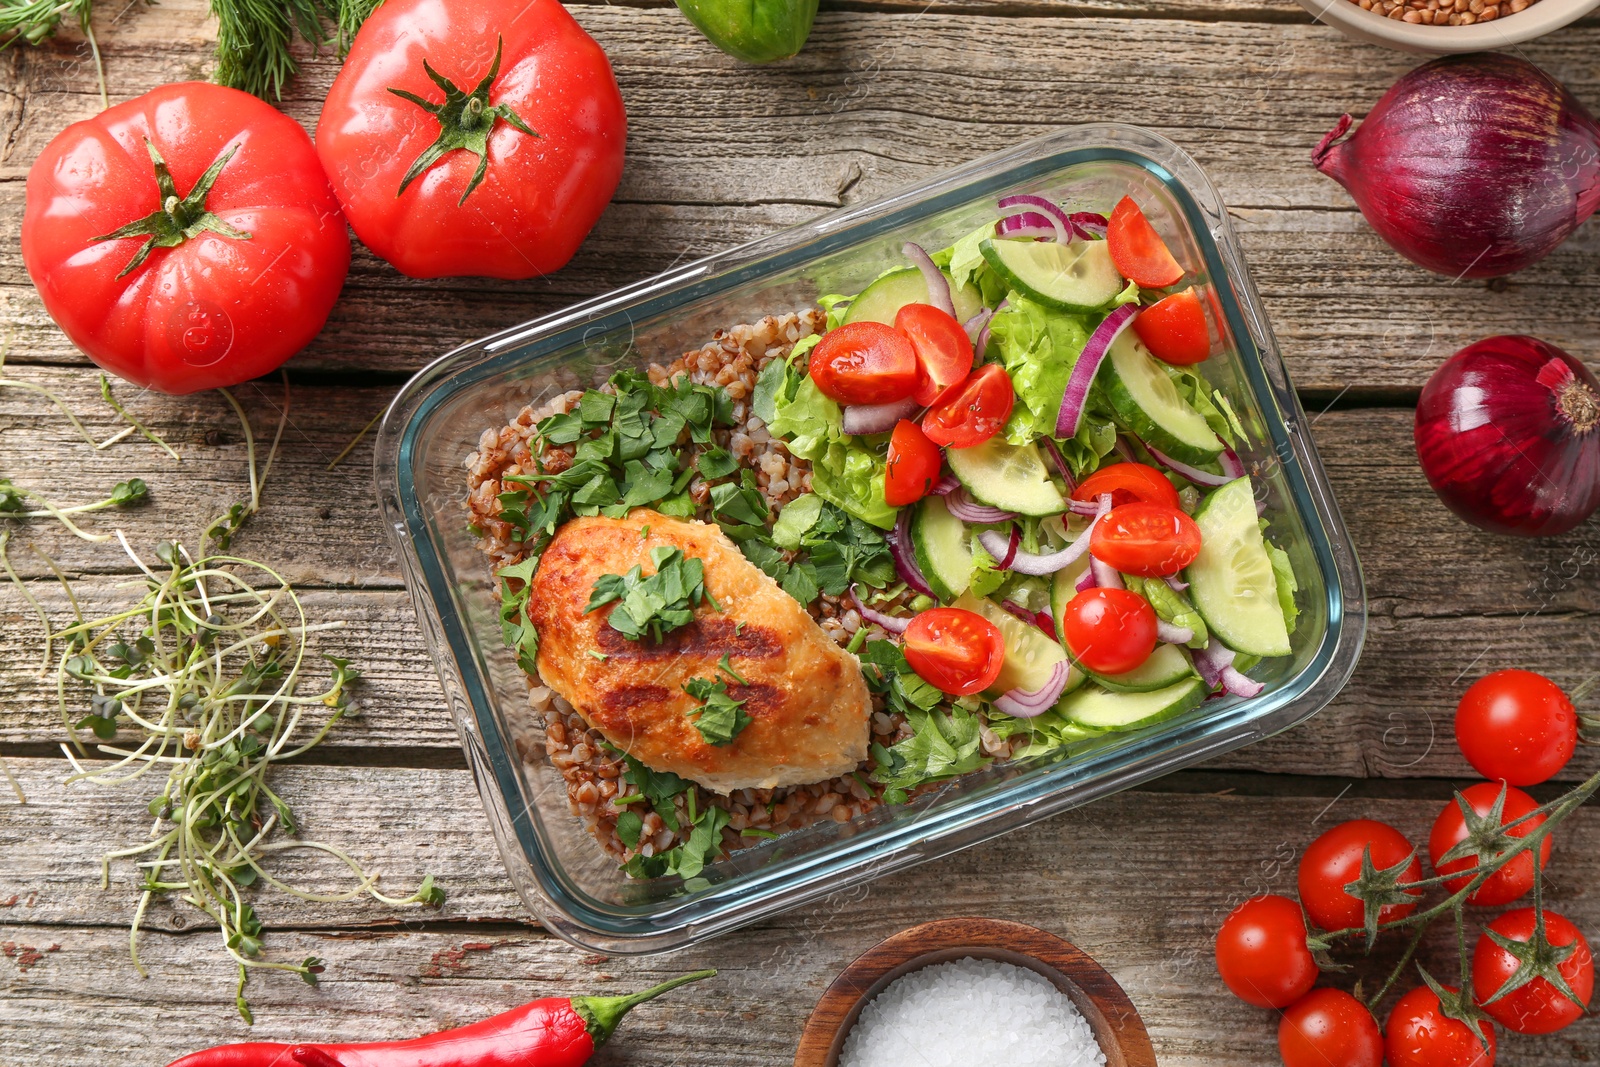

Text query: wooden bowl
(793, 917), (1157, 1067)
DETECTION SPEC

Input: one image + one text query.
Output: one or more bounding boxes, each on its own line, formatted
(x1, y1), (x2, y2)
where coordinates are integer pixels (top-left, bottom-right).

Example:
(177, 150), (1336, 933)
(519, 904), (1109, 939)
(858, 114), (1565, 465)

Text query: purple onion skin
(1314, 53), (1600, 279)
(1415, 336), (1600, 537)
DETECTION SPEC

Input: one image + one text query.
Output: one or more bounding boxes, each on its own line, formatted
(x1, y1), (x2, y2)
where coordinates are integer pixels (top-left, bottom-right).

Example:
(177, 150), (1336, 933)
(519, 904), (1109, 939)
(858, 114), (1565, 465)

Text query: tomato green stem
(90, 140), (252, 277)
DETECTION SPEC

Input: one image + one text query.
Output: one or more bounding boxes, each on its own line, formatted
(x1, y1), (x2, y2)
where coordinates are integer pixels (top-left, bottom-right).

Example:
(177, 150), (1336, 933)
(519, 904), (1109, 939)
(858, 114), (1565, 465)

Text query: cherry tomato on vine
(1071, 462), (1181, 510)
(1428, 782), (1550, 907)
(318, 0), (627, 278)
(1455, 669), (1578, 786)
(896, 303), (974, 407)
(1107, 196), (1184, 289)
(902, 608), (1005, 697)
(1279, 988), (1383, 1067)
(1385, 984), (1496, 1067)
(22, 83), (350, 394)
(923, 363), (1014, 448)
(1060, 587), (1158, 675)
(1297, 819), (1423, 934)
(1133, 289), (1211, 365)
(1090, 502), (1203, 578)
(1473, 908), (1593, 1035)
(1214, 895), (1319, 1009)
(884, 420), (942, 507)
(807, 322), (919, 406)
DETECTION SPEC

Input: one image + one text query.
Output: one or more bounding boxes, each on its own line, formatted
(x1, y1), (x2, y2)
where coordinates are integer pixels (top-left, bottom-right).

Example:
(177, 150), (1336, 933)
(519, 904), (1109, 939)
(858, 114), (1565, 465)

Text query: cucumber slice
(1088, 643), (1197, 693)
(946, 438), (1067, 517)
(911, 495), (972, 602)
(1101, 331), (1224, 467)
(1049, 557), (1093, 642)
(978, 238), (1124, 313)
(1186, 477), (1292, 658)
(1058, 677), (1207, 732)
(843, 268), (985, 326)
(955, 593), (1085, 697)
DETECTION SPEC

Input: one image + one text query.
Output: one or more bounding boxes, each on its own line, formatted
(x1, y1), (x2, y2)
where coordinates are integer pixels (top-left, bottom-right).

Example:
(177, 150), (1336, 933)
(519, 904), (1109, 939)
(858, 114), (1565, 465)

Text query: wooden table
(3, 2), (1598, 1063)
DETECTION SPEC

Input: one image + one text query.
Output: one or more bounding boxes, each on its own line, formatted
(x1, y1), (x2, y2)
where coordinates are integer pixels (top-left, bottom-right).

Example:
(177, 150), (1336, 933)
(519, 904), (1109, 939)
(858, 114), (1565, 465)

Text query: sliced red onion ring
(1001, 599), (1037, 626)
(1163, 574), (1190, 593)
(999, 195), (1075, 243)
(1222, 664), (1266, 698)
(1070, 211), (1109, 237)
(996, 212), (1065, 243)
(902, 241), (954, 317)
(996, 525), (1021, 569)
(1039, 436), (1077, 495)
(946, 487), (1017, 525)
(1090, 556), (1124, 590)
(979, 494), (1111, 576)
(932, 473), (960, 496)
(1067, 499), (1101, 517)
(1156, 620), (1194, 645)
(1220, 446), (1246, 478)
(1056, 304), (1138, 439)
(1192, 639), (1265, 698)
(890, 507), (936, 598)
(850, 584), (909, 634)
(1112, 436), (1137, 464)
(963, 307), (994, 345)
(1139, 437), (1232, 486)
(842, 397), (919, 436)
(1076, 568), (1097, 592)
(993, 660), (1072, 718)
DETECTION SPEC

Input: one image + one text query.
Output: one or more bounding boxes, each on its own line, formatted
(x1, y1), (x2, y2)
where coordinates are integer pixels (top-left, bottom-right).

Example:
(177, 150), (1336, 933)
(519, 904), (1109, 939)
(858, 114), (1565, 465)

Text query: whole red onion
(1313, 53), (1600, 279)
(1415, 336), (1600, 537)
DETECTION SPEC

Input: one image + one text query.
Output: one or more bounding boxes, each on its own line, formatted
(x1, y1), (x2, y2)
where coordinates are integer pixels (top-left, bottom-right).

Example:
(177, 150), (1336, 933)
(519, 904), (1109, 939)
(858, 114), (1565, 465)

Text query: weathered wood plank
(3, 778), (1597, 1065)
(1, 5), (1597, 391)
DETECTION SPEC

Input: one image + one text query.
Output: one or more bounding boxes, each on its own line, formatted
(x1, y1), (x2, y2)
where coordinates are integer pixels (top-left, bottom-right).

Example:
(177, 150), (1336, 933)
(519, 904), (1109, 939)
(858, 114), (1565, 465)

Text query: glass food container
(376, 124), (1366, 954)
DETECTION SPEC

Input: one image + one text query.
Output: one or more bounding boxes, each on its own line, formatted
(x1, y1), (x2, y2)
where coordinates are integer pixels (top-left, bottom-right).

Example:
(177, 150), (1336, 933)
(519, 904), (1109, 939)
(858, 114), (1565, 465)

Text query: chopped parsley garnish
(683, 675), (752, 747)
(617, 754), (731, 880)
(725, 494), (895, 608)
(857, 638), (987, 804)
(586, 546), (716, 642)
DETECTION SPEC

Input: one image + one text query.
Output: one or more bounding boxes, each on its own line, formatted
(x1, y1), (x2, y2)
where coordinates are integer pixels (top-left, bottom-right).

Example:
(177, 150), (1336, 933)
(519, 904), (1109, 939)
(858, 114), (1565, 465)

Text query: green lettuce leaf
(769, 377), (896, 529)
(1263, 533), (1300, 636)
(1126, 574), (1208, 649)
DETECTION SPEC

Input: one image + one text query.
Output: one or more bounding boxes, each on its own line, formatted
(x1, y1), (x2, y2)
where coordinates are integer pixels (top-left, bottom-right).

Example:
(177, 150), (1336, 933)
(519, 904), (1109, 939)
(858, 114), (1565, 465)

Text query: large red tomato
(21, 83), (350, 394)
(317, 0), (627, 279)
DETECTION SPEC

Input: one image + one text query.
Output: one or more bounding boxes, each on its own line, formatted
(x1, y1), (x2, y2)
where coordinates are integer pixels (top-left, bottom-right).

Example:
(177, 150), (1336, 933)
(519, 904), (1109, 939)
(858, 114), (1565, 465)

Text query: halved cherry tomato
(902, 607), (1005, 696)
(808, 321), (919, 405)
(1134, 289), (1210, 365)
(1071, 462), (1181, 510)
(922, 363), (1014, 448)
(1060, 587), (1158, 675)
(1107, 196), (1184, 289)
(1090, 502), (1203, 578)
(896, 303), (974, 406)
(885, 419), (942, 507)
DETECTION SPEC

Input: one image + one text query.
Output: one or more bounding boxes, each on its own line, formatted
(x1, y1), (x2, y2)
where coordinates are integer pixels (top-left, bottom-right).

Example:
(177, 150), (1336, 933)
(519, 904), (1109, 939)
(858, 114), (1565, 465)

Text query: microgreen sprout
(46, 534), (443, 1020)
(99, 374), (181, 459)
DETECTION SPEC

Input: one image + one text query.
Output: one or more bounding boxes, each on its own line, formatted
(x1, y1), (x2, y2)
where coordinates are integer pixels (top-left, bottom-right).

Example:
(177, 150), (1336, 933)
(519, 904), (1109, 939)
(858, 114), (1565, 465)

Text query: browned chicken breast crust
(527, 509), (872, 793)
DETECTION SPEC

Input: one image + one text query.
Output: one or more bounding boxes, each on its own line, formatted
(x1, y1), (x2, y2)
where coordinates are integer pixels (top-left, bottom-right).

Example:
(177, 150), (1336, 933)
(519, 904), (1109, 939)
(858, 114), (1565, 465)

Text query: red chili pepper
(163, 969), (715, 1067)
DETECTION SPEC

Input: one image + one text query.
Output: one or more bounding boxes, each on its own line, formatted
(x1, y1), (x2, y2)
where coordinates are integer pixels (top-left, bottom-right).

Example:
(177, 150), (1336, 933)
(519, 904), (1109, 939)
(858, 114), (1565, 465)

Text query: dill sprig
(212, 0), (386, 101)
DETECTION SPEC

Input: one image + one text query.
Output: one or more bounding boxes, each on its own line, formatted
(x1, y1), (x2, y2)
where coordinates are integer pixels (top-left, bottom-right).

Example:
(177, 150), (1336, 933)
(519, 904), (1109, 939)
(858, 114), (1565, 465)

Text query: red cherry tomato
(1473, 908), (1593, 1035)
(884, 420), (942, 507)
(318, 0), (627, 279)
(1385, 984), (1496, 1067)
(896, 303), (975, 407)
(1428, 782), (1550, 907)
(1214, 895), (1319, 1009)
(1279, 988), (1384, 1067)
(1060, 587), (1158, 675)
(902, 608), (1005, 697)
(1107, 196), (1184, 289)
(922, 363), (1015, 449)
(1133, 289), (1211, 365)
(808, 322), (920, 406)
(1455, 669), (1577, 786)
(1297, 819), (1423, 933)
(1089, 502), (1203, 578)
(1071, 462), (1181, 510)
(22, 83), (350, 394)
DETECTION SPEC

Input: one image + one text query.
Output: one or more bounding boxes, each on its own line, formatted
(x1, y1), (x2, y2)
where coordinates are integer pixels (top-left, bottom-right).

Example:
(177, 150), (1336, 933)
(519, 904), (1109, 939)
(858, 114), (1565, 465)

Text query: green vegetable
(213, 0), (386, 101)
(621, 755), (691, 833)
(769, 377), (896, 529)
(673, 0), (817, 64)
(967, 543), (1007, 599)
(1126, 574), (1208, 649)
(683, 675), (752, 746)
(985, 295), (1117, 469)
(771, 492), (824, 549)
(586, 545), (717, 642)
(872, 704), (990, 805)
(1264, 534), (1300, 636)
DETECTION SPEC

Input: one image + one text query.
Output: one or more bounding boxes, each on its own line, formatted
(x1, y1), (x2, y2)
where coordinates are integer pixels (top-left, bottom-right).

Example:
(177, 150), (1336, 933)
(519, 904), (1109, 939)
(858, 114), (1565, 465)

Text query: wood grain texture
(792, 917), (1157, 1067)
(2, 781), (1596, 1066)
(1, 3), (1597, 392)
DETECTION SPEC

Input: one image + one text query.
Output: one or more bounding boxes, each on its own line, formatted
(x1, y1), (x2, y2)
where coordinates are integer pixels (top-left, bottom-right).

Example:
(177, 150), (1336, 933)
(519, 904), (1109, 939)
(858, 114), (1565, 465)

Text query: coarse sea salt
(837, 956), (1109, 1067)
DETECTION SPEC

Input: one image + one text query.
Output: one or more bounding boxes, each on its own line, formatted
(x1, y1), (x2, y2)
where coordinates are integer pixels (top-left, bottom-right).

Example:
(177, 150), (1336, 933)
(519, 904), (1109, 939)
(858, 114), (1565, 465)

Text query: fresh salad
(759, 192), (1300, 769)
